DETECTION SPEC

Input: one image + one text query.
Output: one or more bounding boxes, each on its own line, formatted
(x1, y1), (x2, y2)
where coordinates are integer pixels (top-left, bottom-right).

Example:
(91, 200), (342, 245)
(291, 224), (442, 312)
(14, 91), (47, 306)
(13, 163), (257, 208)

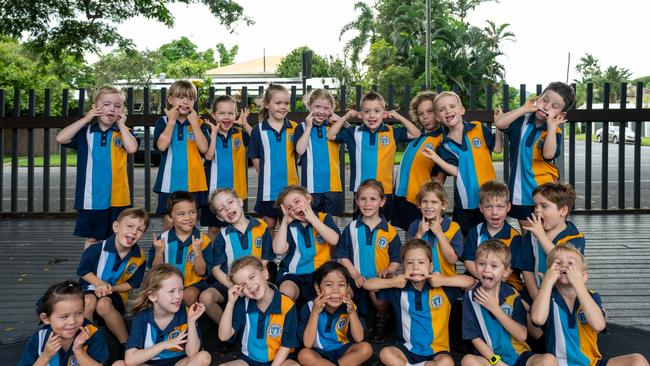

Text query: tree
(216, 43), (238, 67)
(339, 2), (377, 78)
(574, 53), (631, 105)
(276, 46), (331, 78)
(155, 37), (217, 78)
(92, 49), (160, 86)
(0, 0), (253, 62)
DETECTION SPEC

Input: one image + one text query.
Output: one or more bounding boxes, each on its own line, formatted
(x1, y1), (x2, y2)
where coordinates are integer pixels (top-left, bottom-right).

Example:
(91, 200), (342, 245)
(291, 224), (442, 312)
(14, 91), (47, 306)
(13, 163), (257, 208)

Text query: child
(148, 191), (212, 306)
(461, 240), (557, 366)
(462, 181), (524, 291)
(406, 181), (463, 277)
(326, 91), (421, 219)
(364, 239), (475, 366)
(55, 85), (138, 248)
(274, 185), (341, 302)
(333, 179), (401, 342)
(531, 245), (649, 366)
(393, 91), (446, 230)
(298, 261), (373, 366)
(202, 95), (252, 239)
(422, 91), (502, 235)
(153, 80), (209, 229)
(115, 264), (211, 366)
(19, 281), (108, 366)
(218, 256), (300, 366)
(77, 207), (149, 346)
(494, 82), (575, 229)
(199, 188), (275, 324)
(248, 83), (299, 233)
(294, 88), (344, 215)
(513, 182), (585, 301)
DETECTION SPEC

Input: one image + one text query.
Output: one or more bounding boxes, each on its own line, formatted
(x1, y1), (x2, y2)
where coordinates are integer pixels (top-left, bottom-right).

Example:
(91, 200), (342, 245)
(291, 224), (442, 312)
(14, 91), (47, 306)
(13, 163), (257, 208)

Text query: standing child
(153, 80), (209, 229)
(494, 82), (575, 230)
(531, 245), (649, 366)
(295, 88), (344, 215)
(19, 281), (109, 366)
(422, 91), (502, 235)
(274, 185), (341, 302)
(248, 83), (299, 233)
(364, 239), (475, 366)
(148, 191), (212, 306)
(199, 188), (275, 325)
(406, 181), (463, 277)
(334, 179), (401, 342)
(298, 261), (373, 366)
(326, 91), (421, 219)
(393, 91), (446, 230)
(218, 256), (300, 366)
(461, 240), (557, 366)
(114, 264), (211, 366)
(77, 208), (149, 347)
(202, 95), (252, 240)
(56, 85), (138, 248)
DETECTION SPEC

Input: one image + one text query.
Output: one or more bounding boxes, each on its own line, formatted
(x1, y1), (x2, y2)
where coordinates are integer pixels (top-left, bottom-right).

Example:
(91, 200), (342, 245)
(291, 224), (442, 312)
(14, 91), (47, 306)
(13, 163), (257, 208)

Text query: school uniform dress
(407, 216), (463, 276)
(298, 301), (356, 362)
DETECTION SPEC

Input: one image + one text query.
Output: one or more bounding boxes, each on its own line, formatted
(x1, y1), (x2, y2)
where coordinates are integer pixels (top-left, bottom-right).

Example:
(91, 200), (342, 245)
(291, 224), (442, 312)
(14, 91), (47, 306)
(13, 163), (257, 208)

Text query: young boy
(494, 82), (575, 229)
(513, 182), (585, 301)
(531, 245), (649, 366)
(218, 256), (300, 366)
(461, 240), (557, 366)
(77, 207), (149, 346)
(56, 85), (139, 248)
(202, 95), (252, 240)
(326, 91), (421, 219)
(148, 191), (212, 306)
(422, 91), (502, 235)
(462, 180), (524, 291)
(153, 80), (209, 229)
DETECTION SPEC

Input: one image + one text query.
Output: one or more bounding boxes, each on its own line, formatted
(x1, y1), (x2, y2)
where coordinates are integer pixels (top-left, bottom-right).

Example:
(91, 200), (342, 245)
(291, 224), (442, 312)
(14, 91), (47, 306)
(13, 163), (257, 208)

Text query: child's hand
(523, 97), (540, 113)
(378, 269), (394, 278)
(312, 292), (329, 314)
(187, 302), (206, 323)
(236, 108), (250, 126)
(163, 330), (188, 352)
(206, 120), (220, 135)
(418, 216), (430, 236)
(191, 235), (203, 254)
(94, 283), (112, 298)
(72, 326), (91, 351)
(392, 274), (410, 288)
(429, 215), (443, 235)
(187, 107), (199, 124)
(565, 262), (583, 287)
(353, 273), (365, 289)
(152, 233), (165, 252)
(164, 105), (180, 123)
(116, 110), (128, 128)
(428, 272), (444, 287)
(543, 261), (561, 285)
(305, 112), (314, 128)
(227, 284), (243, 303)
(493, 107), (503, 120)
(280, 204), (294, 224)
(387, 110), (401, 120)
(421, 144), (437, 161)
(547, 113), (567, 128)
(474, 286), (500, 313)
(84, 105), (104, 123)
(342, 294), (357, 313)
(301, 202), (318, 224)
(43, 333), (62, 358)
(522, 214), (545, 239)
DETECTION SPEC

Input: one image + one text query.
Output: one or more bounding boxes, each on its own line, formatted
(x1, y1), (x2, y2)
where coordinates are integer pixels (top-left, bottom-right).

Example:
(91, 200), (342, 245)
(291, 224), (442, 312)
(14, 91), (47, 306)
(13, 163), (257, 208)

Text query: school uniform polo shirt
(18, 320), (108, 366)
(204, 126), (249, 199)
(294, 122), (342, 193)
(542, 288), (605, 366)
(279, 212), (341, 276)
(66, 123), (134, 210)
(462, 283), (531, 365)
(513, 221), (585, 287)
(378, 282), (456, 356)
(462, 221), (524, 290)
(501, 114), (563, 205)
(77, 235), (146, 305)
(333, 123), (409, 193)
(126, 306), (192, 365)
(437, 121), (497, 209)
(153, 116), (209, 193)
(298, 301), (353, 352)
(334, 217), (401, 279)
(248, 118), (299, 202)
(213, 216), (274, 273)
(147, 228), (212, 287)
(232, 286), (300, 363)
(395, 128), (445, 203)
(407, 216), (463, 276)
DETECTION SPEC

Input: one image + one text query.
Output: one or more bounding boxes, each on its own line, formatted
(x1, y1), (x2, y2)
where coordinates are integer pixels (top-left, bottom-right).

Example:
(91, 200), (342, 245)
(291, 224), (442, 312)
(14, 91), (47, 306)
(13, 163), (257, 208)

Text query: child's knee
(297, 348), (318, 364)
(192, 350), (211, 366)
(84, 294), (97, 309)
(379, 347), (400, 365)
(183, 287), (199, 304)
(528, 353), (558, 366)
(95, 298), (116, 315)
(111, 361), (126, 366)
(199, 288), (216, 304)
(628, 354), (650, 366)
(433, 354), (455, 366)
(356, 341), (373, 358)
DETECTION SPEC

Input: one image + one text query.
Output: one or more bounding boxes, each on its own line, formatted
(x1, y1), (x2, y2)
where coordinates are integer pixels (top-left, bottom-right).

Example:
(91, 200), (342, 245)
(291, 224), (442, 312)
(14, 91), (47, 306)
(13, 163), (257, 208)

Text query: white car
(595, 125), (635, 144)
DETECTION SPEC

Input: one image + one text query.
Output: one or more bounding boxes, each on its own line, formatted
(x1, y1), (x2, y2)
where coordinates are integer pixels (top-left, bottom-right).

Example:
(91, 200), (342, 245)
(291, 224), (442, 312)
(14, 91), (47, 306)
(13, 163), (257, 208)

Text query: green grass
(3, 153), (77, 167)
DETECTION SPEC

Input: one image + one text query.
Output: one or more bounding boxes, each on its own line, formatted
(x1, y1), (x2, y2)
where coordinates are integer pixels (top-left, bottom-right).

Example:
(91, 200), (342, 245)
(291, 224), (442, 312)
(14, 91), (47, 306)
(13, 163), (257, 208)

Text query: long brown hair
(258, 83), (289, 122)
(131, 264), (183, 313)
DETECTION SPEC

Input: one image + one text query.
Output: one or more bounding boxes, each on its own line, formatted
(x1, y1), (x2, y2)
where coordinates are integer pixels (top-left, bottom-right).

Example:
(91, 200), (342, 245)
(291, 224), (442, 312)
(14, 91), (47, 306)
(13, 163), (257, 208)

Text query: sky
(112, 0), (650, 88)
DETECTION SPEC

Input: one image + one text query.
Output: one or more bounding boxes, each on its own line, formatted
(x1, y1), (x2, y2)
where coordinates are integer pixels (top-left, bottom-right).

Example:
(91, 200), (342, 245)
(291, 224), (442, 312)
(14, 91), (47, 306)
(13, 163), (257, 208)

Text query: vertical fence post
(11, 88), (19, 212)
(208, 86), (215, 109)
(290, 86), (296, 112)
(634, 82), (642, 209)
(339, 86), (347, 212)
(143, 87), (151, 212)
(618, 82), (626, 209)
(502, 84), (510, 183)
(585, 84), (593, 210)
(403, 85), (411, 111)
(355, 85), (362, 110)
(601, 83), (610, 209)
(0, 89), (4, 212)
(387, 85), (394, 110)
(469, 84), (477, 111)
(27, 89), (35, 212)
(43, 89), (51, 212)
(126, 88), (135, 206)
(568, 83), (576, 189)
(60, 89), (69, 212)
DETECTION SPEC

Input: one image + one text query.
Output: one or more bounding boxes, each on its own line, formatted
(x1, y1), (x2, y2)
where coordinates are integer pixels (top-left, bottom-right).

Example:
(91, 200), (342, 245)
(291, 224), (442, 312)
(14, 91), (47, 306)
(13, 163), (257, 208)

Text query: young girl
(199, 188), (275, 325)
(333, 179), (401, 343)
(393, 91), (446, 230)
(294, 88), (344, 215)
(248, 83), (299, 234)
(274, 185), (341, 302)
(406, 181), (463, 277)
(19, 281), (109, 366)
(298, 261), (373, 366)
(115, 264), (211, 366)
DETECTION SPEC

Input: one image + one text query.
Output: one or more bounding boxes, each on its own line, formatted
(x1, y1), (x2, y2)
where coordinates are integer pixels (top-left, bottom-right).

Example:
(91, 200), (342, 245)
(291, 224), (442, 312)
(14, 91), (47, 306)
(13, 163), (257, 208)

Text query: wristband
(489, 354), (501, 365)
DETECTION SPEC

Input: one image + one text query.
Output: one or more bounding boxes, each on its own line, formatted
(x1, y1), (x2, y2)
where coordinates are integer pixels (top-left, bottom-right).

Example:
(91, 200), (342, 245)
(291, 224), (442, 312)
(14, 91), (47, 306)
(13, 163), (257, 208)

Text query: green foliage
(155, 37), (216, 78)
(216, 43), (239, 66)
(276, 46), (332, 78)
(93, 49), (160, 87)
(574, 53), (632, 105)
(339, 2), (377, 78)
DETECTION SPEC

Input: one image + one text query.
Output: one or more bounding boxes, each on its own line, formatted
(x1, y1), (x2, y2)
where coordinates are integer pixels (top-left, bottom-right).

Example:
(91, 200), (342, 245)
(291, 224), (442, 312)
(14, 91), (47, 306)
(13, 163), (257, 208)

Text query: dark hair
(166, 190), (196, 216)
(401, 238), (433, 263)
(543, 82), (576, 112)
(37, 281), (84, 316)
(532, 182), (576, 212)
(356, 179), (385, 200)
(116, 207), (150, 231)
(211, 95), (238, 113)
(312, 261), (352, 288)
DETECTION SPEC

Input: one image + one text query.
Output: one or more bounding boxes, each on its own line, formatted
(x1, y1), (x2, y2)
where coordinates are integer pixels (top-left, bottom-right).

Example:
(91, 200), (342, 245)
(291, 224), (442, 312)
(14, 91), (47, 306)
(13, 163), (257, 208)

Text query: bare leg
(96, 297), (129, 343)
(279, 280), (300, 302)
(199, 288), (224, 323)
(84, 294), (98, 321)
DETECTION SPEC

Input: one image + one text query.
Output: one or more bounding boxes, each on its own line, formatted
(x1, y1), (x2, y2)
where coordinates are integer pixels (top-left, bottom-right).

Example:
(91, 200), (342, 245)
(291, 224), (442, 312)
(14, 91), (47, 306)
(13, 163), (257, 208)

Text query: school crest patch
(315, 234), (324, 244)
(377, 237), (388, 249)
(424, 143), (434, 152)
(187, 251), (196, 264)
(578, 310), (588, 324)
(113, 136), (123, 148)
(126, 263), (137, 275)
(255, 237), (263, 248)
(188, 131), (195, 141)
(472, 138), (482, 148)
(431, 295), (443, 309)
(268, 323), (282, 338)
(380, 136), (390, 145)
(234, 138), (241, 148)
(501, 304), (512, 316)
(336, 318), (348, 330)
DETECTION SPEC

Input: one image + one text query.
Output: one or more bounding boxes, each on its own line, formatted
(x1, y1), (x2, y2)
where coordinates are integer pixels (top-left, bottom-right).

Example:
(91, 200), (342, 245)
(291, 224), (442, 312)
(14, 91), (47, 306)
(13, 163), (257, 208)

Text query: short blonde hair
(229, 256), (265, 283)
(208, 188), (239, 215)
(476, 239), (511, 269)
(416, 181), (449, 208)
(479, 181), (510, 204)
(93, 85), (125, 104)
(303, 88), (336, 110)
(433, 91), (462, 109)
(547, 244), (587, 271)
(168, 80), (198, 100)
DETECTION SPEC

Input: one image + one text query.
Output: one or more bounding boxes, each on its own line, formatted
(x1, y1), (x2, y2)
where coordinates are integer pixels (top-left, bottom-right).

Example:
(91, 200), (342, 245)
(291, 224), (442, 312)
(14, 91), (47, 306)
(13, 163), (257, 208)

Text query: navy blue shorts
(239, 354), (271, 366)
(311, 192), (343, 216)
(254, 200), (282, 219)
(509, 204), (534, 220)
(208, 281), (229, 301)
(277, 273), (315, 302)
(83, 291), (126, 315)
(156, 191), (208, 215)
(189, 280), (210, 292)
(313, 343), (353, 363)
(74, 206), (128, 240)
(146, 355), (185, 366)
(513, 351), (536, 366)
(452, 206), (483, 236)
(390, 196), (421, 231)
(396, 344), (451, 364)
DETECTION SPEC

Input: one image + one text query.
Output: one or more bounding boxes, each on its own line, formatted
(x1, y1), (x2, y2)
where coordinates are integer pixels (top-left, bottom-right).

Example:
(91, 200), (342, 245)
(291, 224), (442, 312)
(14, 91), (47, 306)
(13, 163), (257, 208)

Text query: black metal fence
(1, 82), (649, 216)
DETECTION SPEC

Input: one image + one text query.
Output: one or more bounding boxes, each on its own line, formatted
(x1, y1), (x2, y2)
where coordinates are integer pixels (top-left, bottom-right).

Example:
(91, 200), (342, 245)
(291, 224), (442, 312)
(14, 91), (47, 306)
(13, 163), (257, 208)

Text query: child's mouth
(481, 275), (494, 287)
(125, 235), (135, 245)
(227, 211), (237, 221)
(536, 110), (548, 119)
(445, 115), (455, 123)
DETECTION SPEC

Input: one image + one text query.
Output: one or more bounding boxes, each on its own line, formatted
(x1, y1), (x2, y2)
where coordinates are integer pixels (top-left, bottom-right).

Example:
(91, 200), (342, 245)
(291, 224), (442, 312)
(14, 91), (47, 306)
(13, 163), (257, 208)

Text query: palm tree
(339, 2), (376, 78)
(600, 65), (631, 103)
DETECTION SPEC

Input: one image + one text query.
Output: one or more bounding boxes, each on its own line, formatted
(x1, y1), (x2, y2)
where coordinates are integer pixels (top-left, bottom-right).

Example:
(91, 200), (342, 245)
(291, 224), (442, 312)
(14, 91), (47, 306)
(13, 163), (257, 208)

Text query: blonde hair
(360, 91), (386, 109)
(168, 80), (198, 100)
(433, 91), (462, 109)
(93, 85), (125, 104)
(131, 264), (183, 313)
(303, 88), (335, 110)
(229, 256), (265, 283)
(416, 181), (449, 208)
(409, 91), (438, 122)
(475, 239), (511, 269)
(275, 185), (311, 208)
(208, 188), (240, 215)
(259, 83), (290, 122)
(479, 181), (510, 204)
(547, 244), (587, 271)
(116, 207), (150, 231)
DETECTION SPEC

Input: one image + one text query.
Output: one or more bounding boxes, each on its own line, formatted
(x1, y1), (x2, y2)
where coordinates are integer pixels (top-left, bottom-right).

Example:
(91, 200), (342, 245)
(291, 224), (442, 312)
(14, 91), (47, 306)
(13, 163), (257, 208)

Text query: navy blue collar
(167, 227), (201, 248)
(225, 216), (261, 235)
(245, 284), (282, 314)
(104, 235), (142, 258)
(89, 122), (119, 133)
(479, 221), (512, 239)
(356, 216), (389, 231)
(261, 118), (292, 131)
(359, 123), (389, 133)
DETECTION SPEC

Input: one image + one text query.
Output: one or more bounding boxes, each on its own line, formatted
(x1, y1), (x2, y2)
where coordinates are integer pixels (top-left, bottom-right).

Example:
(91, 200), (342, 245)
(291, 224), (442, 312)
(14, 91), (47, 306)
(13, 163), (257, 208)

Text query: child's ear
(503, 267), (512, 280)
(314, 285), (321, 296)
(380, 197), (386, 208)
(262, 267), (269, 281)
(559, 205), (569, 218)
(306, 193), (313, 204)
(506, 202), (512, 213)
(112, 220), (120, 234)
(559, 111), (567, 120)
(147, 291), (157, 304)
(39, 313), (50, 325)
